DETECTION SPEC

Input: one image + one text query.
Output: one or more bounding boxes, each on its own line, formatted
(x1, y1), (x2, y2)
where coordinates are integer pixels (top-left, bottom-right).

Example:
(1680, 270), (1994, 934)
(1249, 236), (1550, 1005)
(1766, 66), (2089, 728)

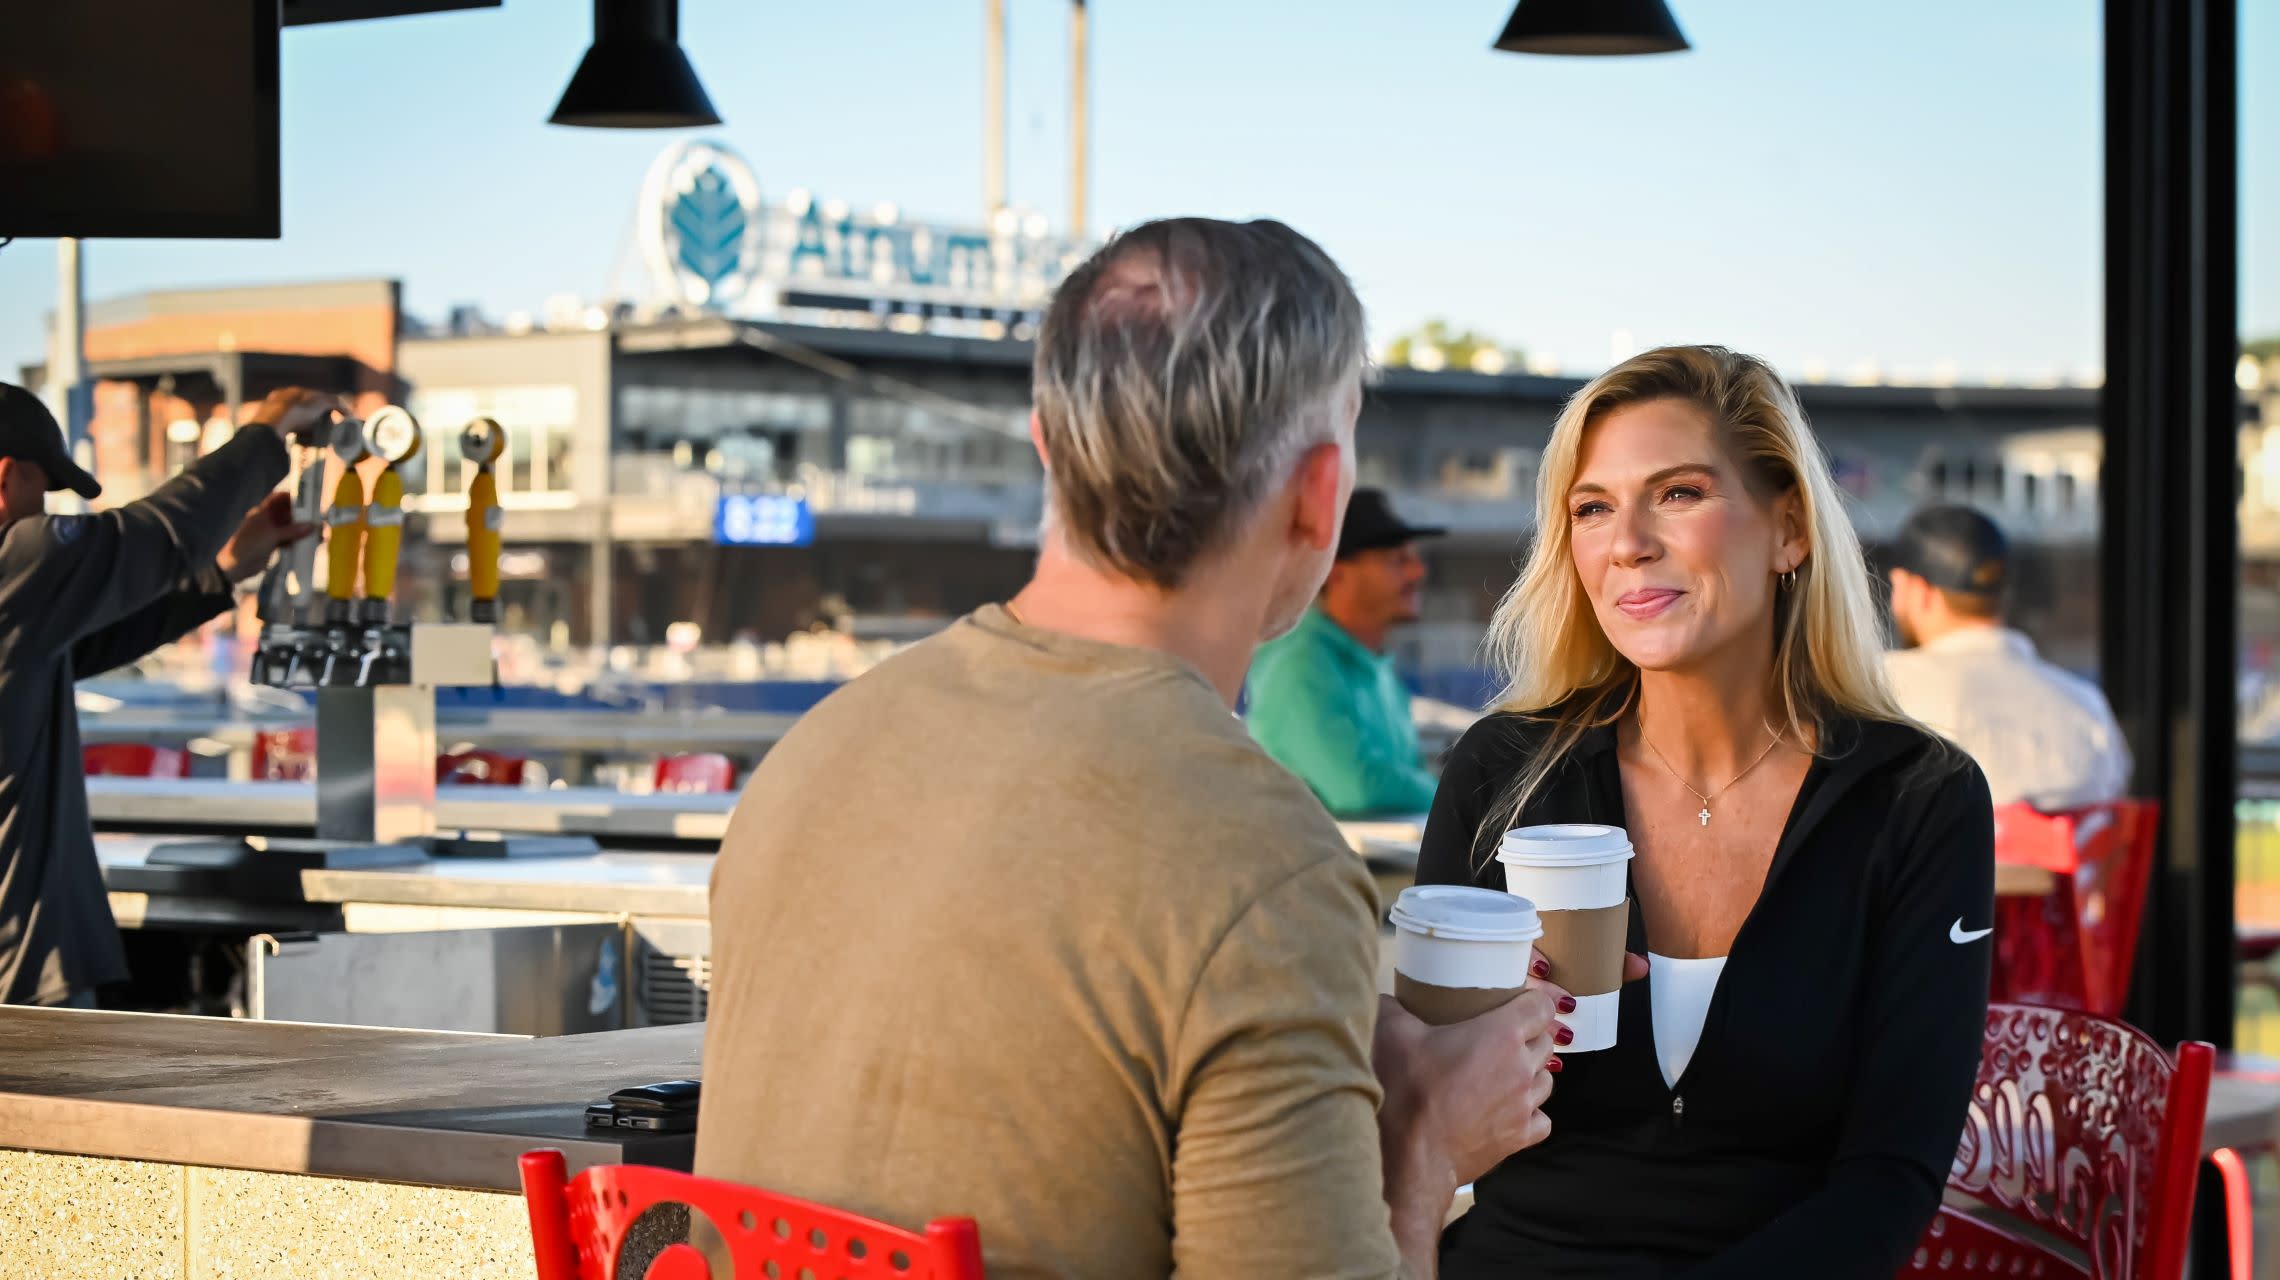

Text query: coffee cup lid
(1497, 823), (1636, 866)
(1390, 885), (1544, 943)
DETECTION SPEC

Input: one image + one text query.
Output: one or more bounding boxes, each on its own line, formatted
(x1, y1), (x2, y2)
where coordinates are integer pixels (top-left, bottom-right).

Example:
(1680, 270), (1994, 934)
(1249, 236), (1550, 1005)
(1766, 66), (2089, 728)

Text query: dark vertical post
(2105, 0), (2239, 1047)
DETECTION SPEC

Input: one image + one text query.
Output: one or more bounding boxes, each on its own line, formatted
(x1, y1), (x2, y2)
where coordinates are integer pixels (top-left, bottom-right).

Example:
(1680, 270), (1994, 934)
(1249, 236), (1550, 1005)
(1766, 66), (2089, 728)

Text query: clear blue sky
(0, 0), (2272, 384)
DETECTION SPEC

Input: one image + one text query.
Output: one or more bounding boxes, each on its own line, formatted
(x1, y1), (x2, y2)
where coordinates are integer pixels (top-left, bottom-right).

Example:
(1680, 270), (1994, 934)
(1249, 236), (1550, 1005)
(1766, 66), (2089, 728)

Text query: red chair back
(438, 749), (529, 787)
(653, 753), (735, 795)
(1904, 1004), (2213, 1280)
(1906, 1207), (2093, 1277)
(1991, 800), (2161, 1016)
(519, 1149), (985, 1280)
(82, 744), (189, 779)
(250, 727), (317, 781)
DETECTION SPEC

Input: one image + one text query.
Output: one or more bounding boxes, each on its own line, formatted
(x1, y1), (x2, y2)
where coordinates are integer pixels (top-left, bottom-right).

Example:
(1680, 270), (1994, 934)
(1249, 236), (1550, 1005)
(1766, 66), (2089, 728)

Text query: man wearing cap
(0, 382), (328, 1007)
(1247, 487), (1445, 818)
(1884, 503), (2131, 811)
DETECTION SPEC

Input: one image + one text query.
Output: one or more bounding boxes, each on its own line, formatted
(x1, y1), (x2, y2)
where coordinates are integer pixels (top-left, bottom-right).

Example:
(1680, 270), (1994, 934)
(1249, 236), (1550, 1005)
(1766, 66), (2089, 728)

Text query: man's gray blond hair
(1032, 217), (1366, 588)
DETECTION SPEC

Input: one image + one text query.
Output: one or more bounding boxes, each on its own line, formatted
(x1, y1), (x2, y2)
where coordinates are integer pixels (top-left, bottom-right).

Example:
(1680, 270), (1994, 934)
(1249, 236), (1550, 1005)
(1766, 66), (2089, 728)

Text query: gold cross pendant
(1698, 807), (1712, 826)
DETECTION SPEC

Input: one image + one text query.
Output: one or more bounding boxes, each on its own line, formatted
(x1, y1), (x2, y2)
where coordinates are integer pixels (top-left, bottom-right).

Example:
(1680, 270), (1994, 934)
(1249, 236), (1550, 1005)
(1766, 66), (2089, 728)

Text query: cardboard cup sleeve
(1533, 899), (1630, 997)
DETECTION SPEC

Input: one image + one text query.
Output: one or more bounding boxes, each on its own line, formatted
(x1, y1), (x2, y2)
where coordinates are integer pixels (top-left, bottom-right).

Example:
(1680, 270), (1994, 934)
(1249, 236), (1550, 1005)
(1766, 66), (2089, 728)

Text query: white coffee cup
(1497, 824), (1634, 1051)
(1388, 885), (1544, 1026)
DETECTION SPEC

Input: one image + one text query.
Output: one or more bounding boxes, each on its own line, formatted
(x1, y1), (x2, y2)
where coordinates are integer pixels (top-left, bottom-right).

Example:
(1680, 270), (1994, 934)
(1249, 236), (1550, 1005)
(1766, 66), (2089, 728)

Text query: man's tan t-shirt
(696, 606), (1401, 1279)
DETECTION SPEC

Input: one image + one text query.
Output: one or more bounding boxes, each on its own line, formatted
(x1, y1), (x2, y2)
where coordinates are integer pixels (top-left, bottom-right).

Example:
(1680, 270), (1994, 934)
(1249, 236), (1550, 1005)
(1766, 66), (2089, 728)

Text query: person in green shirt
(1248, 488), (1445, 817)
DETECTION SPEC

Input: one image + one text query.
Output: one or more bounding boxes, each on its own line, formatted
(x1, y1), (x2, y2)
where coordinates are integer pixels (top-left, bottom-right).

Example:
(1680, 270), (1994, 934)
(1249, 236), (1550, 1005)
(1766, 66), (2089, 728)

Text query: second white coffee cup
(1497, 824), (1634, 1052)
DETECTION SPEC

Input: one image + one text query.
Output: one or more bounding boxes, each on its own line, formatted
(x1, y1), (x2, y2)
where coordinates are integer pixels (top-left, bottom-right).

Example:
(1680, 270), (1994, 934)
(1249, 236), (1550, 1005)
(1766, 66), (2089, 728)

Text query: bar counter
(0, 1008), (699, 1279)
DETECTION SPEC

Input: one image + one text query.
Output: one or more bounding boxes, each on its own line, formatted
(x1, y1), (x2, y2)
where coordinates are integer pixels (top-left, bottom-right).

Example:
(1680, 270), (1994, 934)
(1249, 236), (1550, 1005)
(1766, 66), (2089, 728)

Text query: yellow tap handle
(467, 467), (502, 614)
(363, 467), (405, 613)
(324, 467), (367, 607)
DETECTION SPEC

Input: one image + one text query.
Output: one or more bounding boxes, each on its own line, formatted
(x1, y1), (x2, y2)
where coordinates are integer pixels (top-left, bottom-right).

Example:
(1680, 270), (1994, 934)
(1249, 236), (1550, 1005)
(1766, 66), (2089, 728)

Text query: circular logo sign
(639, 139), (764, 309)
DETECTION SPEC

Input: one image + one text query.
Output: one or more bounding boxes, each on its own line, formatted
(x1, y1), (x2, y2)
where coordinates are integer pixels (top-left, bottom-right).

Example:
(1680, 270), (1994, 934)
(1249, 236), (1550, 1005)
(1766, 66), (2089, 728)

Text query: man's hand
(1378, 986), (1564, 1191)
(217, 490), (319, 584)
(250, 387), (345, 445)
(1371, 952), (1648, 1278)
(1374, 983), (1563, 1277)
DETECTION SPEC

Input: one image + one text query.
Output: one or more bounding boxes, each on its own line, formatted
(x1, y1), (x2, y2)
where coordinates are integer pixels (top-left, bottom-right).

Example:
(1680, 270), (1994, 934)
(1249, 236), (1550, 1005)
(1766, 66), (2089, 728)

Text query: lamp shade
(549, 0), (722, 128)
(1493, 0), (1690, 56)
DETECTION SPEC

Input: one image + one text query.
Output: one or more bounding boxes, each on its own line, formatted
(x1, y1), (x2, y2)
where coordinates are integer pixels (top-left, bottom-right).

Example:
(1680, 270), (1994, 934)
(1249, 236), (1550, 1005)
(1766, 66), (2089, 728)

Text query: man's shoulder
(0, 515), (97, 614)
(0, 513), (91, 561)
(2019, 653), (2110, 704)
(1249, 613), (1344, 680)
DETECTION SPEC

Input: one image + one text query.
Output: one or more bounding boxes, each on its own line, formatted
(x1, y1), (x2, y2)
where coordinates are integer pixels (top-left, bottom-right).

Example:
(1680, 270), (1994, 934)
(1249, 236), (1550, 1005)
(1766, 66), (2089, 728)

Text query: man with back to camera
(0, 382), (329, 1007)
(1248, 486), (1446, 817)
(698, 218), (1575, 1279)
(1884, 502), (2132, 810)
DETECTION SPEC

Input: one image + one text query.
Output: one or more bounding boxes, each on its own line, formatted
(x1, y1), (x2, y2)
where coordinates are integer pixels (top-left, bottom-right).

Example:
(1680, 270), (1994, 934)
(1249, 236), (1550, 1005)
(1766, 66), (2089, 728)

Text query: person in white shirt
(1883, 504), (2132, 811)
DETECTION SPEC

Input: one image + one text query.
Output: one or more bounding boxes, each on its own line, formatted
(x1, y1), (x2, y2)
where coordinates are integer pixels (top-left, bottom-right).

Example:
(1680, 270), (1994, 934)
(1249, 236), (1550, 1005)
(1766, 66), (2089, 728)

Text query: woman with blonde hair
(1417, 345), (1992, 1278)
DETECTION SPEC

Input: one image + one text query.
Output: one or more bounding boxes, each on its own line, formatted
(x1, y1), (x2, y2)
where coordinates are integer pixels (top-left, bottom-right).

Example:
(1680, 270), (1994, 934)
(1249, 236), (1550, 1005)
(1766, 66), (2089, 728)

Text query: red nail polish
(1553, 1025), (1575, 1047)
(1546, 1056), (1563, 1074)
(1531, 958), (1551, 980)
(1555, 995), (1578, 1015)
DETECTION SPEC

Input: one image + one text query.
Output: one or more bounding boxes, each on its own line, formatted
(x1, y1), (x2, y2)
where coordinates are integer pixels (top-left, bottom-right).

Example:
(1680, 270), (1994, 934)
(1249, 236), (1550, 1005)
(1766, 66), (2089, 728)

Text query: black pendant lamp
(1493, 0), (1690, 56)
(549, 0), (722, 128)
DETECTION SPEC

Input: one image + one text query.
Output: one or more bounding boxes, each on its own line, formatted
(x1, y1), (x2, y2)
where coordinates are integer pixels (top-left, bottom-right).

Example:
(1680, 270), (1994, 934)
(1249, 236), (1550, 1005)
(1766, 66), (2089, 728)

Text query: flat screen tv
(0, 1), (281, 238)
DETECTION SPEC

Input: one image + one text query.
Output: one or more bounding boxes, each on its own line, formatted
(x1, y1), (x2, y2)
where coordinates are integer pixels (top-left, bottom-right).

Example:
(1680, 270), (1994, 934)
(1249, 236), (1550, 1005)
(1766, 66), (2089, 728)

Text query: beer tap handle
(359, 407), (422, 627)
(324, 423), (372, 626)
(460, 418), (505, 625)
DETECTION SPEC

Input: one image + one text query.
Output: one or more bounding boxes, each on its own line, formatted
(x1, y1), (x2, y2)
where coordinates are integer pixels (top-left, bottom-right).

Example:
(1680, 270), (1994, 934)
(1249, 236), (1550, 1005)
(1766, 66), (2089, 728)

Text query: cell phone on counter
(585, 1079), (701, 1133)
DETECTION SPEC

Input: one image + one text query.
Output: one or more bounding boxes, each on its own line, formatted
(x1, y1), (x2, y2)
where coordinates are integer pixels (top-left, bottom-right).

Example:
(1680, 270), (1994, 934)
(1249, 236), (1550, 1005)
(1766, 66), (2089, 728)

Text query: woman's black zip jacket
(1417, 708), (1994, 1280)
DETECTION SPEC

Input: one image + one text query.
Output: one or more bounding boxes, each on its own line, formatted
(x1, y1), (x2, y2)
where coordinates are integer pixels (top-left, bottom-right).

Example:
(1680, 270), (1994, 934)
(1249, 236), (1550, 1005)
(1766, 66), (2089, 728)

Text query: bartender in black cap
(0, 381), (329, 1007)
(1247, 487), (1446, 818)
(1884, 502), (2131, 811)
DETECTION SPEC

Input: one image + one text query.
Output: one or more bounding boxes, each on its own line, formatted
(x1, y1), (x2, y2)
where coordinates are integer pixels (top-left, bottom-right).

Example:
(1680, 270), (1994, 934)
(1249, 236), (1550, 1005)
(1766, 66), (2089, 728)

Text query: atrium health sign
(640, 139), (1083, 319)
(639, 140), (766, 308)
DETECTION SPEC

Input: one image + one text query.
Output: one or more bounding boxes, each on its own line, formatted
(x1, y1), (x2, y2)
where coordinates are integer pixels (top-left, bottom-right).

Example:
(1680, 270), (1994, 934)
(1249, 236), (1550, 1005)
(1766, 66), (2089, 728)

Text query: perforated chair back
(519, 1150), (986, 1280)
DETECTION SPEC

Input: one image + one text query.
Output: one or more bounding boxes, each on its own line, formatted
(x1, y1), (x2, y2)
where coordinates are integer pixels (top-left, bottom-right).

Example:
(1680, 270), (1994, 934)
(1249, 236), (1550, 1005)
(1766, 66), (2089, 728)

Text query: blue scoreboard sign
(713, 494), (815, 547)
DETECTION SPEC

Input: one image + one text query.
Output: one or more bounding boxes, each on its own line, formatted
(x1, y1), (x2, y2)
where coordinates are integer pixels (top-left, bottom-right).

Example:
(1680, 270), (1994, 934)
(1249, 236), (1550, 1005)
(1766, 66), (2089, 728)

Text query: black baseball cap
(1891, 504), (2008, 596)
(1338, 488), (1445, 559)
(0, 382), (100, 500)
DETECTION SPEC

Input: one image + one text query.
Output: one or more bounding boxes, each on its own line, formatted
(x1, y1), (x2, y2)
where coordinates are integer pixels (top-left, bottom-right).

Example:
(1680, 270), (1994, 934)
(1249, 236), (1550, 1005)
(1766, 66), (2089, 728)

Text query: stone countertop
(0, 1009), (703, 1192)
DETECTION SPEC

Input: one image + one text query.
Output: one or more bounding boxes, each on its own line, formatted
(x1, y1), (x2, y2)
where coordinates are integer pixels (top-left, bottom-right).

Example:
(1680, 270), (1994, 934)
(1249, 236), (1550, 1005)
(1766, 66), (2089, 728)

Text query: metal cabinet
(246, 923), (627, 1036)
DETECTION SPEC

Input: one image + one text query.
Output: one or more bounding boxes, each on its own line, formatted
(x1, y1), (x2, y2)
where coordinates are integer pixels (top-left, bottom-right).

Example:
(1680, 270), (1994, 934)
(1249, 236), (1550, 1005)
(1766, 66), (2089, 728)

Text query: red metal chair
(519, 1149), (985, 1280)
(1989, 800), (2161, 1017)
(1900, 1003), (2213, 1280)
(437, 748), (530, 787)
(653, 753), (735, 795)
(250, 726), (317, 781)
(81, 744), (189, 779)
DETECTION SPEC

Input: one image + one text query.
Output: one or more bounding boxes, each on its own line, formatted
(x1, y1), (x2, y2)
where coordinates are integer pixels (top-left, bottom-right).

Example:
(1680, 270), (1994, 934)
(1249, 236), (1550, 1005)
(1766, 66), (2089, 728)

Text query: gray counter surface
(91, 783), (1420, 921)
(80, 707), (797, 759)
(0, 1008), (701, 1191)
(90, 778), (1422, 856)
(90, 778), (738, 842)
(98, 834), (715, 919)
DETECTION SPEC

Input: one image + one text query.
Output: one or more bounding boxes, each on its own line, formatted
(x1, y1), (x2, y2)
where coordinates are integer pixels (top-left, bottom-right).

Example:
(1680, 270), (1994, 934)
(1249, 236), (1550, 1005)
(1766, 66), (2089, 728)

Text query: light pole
(1070, 0), (1089, 240)
(984, 0), (1008, 220)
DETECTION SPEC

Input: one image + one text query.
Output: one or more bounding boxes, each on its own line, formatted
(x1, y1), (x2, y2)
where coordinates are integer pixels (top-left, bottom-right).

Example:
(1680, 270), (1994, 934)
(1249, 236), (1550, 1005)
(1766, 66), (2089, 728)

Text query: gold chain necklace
(1636, 722), (1783, 827)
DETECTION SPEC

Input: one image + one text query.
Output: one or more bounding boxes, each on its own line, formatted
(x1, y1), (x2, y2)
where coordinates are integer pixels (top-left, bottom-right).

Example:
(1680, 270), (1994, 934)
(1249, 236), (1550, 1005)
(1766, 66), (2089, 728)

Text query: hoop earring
(1780, 569), (1798, 591)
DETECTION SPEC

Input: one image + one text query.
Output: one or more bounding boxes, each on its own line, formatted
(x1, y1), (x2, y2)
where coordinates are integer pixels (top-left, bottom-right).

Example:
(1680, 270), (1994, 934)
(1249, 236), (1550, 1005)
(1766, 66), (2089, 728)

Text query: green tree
(1385, 319), (1526, 375)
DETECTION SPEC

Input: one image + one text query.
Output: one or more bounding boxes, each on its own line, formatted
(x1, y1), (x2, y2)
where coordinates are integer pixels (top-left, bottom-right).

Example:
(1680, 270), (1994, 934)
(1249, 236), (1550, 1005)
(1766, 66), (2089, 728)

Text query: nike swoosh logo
(1950, 919), (1994, 945)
